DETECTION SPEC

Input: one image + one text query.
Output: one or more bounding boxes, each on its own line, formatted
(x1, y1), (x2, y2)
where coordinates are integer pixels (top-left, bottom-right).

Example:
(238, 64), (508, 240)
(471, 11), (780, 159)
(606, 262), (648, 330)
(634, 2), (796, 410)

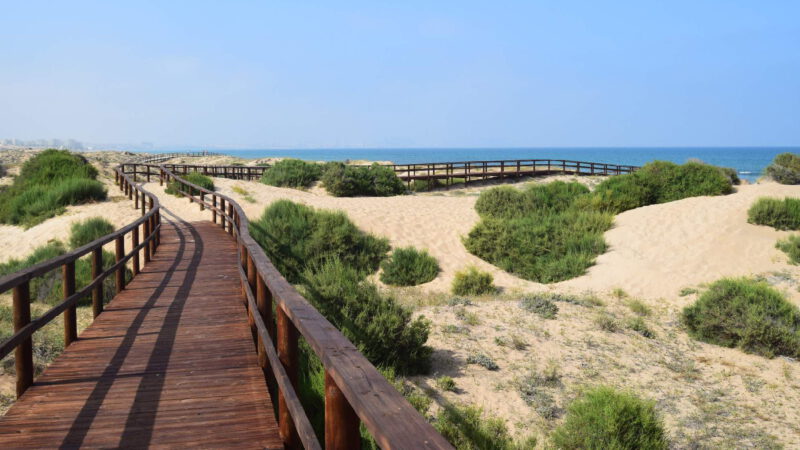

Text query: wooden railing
(136, 151), (217, 164)
(383, 159), (639, 189)
(0, 168), (161, 398)
(128, 157), (637, 191)
(155, 164), (452, 450)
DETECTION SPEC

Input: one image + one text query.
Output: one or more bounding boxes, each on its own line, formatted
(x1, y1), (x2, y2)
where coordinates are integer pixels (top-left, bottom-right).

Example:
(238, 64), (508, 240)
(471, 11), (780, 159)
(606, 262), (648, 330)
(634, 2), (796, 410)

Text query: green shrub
(16, 149), (98, 187)
(452, 266), (495, 296)
(68, 217), (115, 249)
(379, 247), (440, 286)
(411, 178), (443, 192)
(747, 197), (800, 230)
(519, 295), (559, 319)
(766, 152), (800, 184)
(0, 164), (6, 177)
(0, 150), (106, 227)
(260, 159), (322, 188)
(682, 278), (800, 358)
(777, 235), (800, 264)
(626, 317), (655, 339)
(166, 171), (214, 197)
(474, 186), (530, 218)
(590, 160), (733, 214)
(464, 209), (612, 283)
(302, 259), (431, 374)
(434, 403), (534, 450)
(322, 162), (406, 197)
(718, 166), (741, 185)
(551, 386), (668, 449)
(250, 200), (389, 283)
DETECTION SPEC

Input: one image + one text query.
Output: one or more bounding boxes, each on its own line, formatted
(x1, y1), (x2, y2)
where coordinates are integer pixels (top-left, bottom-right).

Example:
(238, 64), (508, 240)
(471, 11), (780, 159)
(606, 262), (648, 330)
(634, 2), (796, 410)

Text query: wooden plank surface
(0, 220), (281, 449)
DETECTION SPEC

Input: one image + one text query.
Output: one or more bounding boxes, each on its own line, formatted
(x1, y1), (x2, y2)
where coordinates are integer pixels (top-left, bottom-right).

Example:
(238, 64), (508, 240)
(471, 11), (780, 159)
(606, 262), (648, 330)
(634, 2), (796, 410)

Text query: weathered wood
(0, 222), (282, 448)
(13, 281), (33, 398)
(256, 274), (273, 369)
(132, 226), (140, 275)
(63, 261), (77, 346)
(277, 306), (300, 449)
(326, 371), (361, 450)
(115, 236), (125, 293)
(91, 248), (103, 318)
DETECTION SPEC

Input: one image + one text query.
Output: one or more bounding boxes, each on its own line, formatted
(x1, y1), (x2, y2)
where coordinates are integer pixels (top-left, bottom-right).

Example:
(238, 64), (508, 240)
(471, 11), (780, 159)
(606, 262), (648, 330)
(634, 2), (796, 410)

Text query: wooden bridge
(0, 159), (451, 448)
(122, 157), (638, 189)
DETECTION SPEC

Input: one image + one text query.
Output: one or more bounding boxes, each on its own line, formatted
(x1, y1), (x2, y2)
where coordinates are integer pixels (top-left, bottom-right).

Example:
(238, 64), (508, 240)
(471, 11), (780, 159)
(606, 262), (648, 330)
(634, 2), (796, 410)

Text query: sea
(143, 147), (799, 183)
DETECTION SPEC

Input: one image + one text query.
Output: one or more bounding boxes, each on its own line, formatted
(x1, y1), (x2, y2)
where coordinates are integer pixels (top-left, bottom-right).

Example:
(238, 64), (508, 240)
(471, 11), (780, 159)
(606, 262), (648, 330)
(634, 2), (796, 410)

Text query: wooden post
(92, 248), (103, 318)
(13, 281), (33, 398)
(247, 254), (257, 343)
(325, 371), (361, 450)
(132, 226), (140, 275)
(212, 196), (217, 224)
(141, 192), (146, 216)
(149, 215), (156, 260)
(115, 236), (125, 293)
(256, 274), (273, 368)
(228, 204), (234, 235)
(200, 192), (205, 211)
(134, 189), (139, 209)
(277, 306), (300, 448)
(63, 261), (77, 346)
(219, 198), (226, 229)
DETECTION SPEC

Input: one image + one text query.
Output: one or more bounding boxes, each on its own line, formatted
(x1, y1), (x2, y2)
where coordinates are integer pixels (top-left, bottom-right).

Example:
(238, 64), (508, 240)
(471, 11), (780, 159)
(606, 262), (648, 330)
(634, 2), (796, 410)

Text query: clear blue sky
(1, 1), (798, 148)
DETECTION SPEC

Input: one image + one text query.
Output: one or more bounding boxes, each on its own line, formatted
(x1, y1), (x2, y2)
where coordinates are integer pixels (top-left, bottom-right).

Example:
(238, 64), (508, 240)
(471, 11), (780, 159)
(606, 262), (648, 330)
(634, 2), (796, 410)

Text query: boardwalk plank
(0, 220), (282, 449)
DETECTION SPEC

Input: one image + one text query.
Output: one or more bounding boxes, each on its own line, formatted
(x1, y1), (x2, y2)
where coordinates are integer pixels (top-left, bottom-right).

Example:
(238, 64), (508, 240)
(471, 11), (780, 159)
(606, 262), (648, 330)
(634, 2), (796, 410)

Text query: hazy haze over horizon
(1, 1), (798, 149)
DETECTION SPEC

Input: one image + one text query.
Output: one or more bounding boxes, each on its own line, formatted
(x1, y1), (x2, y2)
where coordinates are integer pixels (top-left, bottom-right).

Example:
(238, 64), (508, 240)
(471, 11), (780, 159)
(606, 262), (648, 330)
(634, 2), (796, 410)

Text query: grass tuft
(452, 266), (496, 296)
(166, 171), (214, 197)
(519, 295), (559, 319)
(776, 235), (800, 264)
(68, 217), (115, 249)
(747, 197), (800, 230)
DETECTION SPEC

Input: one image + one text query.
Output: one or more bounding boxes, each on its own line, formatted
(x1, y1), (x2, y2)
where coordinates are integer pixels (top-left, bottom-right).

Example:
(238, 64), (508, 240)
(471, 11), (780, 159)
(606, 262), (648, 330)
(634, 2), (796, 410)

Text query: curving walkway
(0, 214), (281, 448)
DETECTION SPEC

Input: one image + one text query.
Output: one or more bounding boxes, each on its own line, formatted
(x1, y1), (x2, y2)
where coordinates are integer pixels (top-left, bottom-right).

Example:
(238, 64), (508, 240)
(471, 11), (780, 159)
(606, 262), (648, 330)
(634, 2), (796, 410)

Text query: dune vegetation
(0, 217), (129, 391)
(550, 386), (668, 449)
(68, 217), (115, 249)
(465, 161), (735, 283)
(249, 199), (433, 445)
(0, 149), (107, 227)
(260, 158), (322, 188)
(165, 171), (215, 197)
(380, 246), (440, 286)
(765, 152), (800, 184)
(747, 197), (800, 230)
(776, 235), (800, 264)
(321, 162), (406, 197)
(682, 278), (800, 358)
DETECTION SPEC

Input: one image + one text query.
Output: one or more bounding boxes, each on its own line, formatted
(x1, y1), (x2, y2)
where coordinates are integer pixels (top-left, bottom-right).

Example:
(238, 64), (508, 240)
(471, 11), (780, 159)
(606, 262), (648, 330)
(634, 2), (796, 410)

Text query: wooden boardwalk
(0, 219), (282, 448)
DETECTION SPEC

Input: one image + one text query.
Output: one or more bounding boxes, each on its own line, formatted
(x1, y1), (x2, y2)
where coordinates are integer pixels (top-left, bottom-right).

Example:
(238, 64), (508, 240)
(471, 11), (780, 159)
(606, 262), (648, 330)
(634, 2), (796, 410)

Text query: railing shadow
(59, 208), (202, 449)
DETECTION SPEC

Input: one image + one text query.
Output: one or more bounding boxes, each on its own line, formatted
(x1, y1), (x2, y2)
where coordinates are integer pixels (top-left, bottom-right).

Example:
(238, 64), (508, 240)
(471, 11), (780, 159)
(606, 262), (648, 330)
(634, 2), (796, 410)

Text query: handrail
(0, 167), (161, 398)
(155, 164), (453, 449)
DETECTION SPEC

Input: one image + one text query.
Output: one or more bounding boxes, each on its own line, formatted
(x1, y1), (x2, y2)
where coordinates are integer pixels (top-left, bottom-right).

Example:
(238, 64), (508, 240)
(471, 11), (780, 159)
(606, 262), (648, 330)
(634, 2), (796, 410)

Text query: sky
(0, 1), (798, 149)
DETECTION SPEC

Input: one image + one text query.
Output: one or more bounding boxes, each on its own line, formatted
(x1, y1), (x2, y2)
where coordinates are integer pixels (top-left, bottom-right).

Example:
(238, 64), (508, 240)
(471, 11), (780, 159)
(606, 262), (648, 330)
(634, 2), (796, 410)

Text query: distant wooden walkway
(0, 218), (281, 448)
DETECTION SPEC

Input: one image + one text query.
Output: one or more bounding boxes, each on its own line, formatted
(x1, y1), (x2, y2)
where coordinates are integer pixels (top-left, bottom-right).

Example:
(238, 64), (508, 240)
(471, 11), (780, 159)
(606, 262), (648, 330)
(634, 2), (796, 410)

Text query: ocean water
(147, 147), (798, 183)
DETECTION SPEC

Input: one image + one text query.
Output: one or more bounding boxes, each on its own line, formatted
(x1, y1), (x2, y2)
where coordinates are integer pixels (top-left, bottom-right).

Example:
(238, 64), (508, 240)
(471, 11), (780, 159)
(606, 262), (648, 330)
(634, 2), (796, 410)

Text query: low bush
(322, 162), (406, 197)
(260, 159), (322, 188)
(777, 235), (800, 264)
(68, 217), (115, 249)
(519, 295), (559, 319)
(550, 386), (668, 449)
(0, 150), (107, 227)
(436, 376), (457, 392)
(682, 278), (800, 358)
(626, 317), (655, 339)
(0, 164), (6, 177)
(452, 266), (495, 296)
(747, 197), (800, 230)
(250, 200), (389, 283)
(766, 152), (800, 184)
(166, 171), (214, 197)
(379, 247), (440, 286)
(590, 160), (733, 214)
(302, 259), (432, 374)
(435, 403), (536, 450)
(411, 178), (443, 192)
(466, 353), (498, 370)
